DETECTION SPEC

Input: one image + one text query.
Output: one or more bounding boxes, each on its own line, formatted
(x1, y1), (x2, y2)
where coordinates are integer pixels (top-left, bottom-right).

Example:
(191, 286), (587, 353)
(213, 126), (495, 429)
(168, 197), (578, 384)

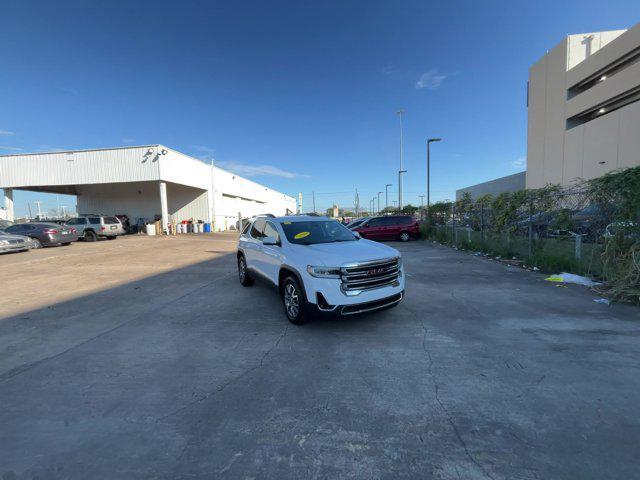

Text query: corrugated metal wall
(0, 146), (161, 188)
(1, 145), (297, 229)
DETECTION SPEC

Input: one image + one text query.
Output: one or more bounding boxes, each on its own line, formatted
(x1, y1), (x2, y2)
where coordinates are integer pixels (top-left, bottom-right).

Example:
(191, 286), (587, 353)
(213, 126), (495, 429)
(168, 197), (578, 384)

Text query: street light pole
(396, 109), (405, 211)
(377, 191), (383, 215)
(385, 184), (392, 211)
(426, 138), (442, 217)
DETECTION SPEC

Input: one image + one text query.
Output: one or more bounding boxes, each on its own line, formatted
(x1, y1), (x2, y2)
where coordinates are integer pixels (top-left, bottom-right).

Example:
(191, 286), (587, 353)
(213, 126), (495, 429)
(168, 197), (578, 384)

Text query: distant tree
(401, 204), (418, 215)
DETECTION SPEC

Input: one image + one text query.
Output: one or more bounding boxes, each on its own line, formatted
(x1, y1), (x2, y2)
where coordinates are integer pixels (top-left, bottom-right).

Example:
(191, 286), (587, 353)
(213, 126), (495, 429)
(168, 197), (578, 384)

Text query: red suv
(353, 215), (419, 242)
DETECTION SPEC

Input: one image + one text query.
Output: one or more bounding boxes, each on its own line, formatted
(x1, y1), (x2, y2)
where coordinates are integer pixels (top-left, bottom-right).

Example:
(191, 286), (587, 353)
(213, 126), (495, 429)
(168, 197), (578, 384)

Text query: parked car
(0, 219), (14, 229)
(0, 231), (32, 254)
(66, 215), (125, 241)
(3, 222), (79, 247)
(237, 215), (404, 324)
(347, 217), (370, 230)
(352, 215), (419, 241)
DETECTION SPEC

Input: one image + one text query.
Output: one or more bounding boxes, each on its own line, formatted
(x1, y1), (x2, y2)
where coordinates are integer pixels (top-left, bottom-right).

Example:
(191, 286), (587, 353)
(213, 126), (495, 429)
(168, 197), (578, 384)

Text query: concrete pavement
(1, 236), (638, 479)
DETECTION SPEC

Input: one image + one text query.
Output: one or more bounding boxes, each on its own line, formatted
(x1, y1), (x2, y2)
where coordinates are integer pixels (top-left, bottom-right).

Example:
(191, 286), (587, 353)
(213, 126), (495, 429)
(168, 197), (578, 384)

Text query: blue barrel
(204, 223), (211, 233)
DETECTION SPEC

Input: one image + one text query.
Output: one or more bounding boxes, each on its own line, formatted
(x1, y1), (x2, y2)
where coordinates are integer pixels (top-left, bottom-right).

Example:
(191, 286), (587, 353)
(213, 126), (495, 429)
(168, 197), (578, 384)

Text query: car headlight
(307, 265), (341, 278)
(0, 240), (8, 245)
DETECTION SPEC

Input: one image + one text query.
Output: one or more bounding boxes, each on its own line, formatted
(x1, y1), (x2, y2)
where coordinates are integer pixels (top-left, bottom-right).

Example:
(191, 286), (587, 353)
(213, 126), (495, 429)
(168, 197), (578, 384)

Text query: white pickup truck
(237, 215), (404, 324)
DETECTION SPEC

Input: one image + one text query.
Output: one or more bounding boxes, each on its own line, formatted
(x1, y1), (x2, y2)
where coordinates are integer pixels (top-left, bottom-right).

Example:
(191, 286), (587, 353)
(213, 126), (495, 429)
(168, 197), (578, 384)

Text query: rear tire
(399, 231), (411, 242)
(31, 238), (43, 249)
(106, 236), (117, 240)
(238, 254), (255, 286)
(282, 275), (307, 325)
(84, 231), (97, 242)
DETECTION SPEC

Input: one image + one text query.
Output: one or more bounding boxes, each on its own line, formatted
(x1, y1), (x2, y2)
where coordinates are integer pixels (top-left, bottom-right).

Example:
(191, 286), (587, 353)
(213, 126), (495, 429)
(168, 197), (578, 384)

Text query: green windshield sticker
(283, 221), (292, 224)
(294, 231), (310, 239)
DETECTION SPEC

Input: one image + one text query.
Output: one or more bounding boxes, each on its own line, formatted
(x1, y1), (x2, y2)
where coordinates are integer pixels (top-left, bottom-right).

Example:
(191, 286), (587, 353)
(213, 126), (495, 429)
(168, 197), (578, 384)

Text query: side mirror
(353, 231), (361, 238)
(262, 236), (278, 246)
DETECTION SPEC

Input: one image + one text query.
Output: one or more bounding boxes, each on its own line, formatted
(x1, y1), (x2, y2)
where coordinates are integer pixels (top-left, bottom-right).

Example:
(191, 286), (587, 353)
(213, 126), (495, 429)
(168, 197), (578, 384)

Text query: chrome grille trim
(340, 257), (401, 295)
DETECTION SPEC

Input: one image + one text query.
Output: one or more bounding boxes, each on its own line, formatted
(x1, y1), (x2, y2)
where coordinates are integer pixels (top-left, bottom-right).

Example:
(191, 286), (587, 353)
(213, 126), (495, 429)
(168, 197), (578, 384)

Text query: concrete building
(456, 172), (526, 201)
(0, 145), (296, 231)
(527, 23), (640, 188)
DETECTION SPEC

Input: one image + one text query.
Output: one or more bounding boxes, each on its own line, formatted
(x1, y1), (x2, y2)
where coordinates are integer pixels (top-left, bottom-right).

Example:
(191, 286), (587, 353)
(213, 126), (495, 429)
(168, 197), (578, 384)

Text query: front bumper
(0, 243), (29, 253)
(308, 291), (404, 318)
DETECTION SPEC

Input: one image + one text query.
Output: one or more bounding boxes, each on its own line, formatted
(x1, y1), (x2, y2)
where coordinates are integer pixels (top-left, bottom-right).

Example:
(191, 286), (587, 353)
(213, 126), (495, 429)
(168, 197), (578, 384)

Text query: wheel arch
(278, 265), (308, 302)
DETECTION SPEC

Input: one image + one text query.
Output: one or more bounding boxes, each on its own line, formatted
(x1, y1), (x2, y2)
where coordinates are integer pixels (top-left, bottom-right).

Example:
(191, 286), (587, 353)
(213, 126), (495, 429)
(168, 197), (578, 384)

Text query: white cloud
(0, 146), (23, 152)
(0, 130), (15, 136)
(216, 161), (309, 179)
(415, 69), (447, 90)
(511, 156), (526, 170)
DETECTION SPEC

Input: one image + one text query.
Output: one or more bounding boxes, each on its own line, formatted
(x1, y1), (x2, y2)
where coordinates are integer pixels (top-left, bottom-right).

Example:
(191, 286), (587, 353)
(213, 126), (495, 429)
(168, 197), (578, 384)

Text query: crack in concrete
(412, 307), (497, 480)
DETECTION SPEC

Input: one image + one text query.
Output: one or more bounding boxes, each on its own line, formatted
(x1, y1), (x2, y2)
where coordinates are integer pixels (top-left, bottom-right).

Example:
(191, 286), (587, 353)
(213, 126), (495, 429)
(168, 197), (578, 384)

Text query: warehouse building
(0, 145), (296, 231)
(456, 171), (526, 201)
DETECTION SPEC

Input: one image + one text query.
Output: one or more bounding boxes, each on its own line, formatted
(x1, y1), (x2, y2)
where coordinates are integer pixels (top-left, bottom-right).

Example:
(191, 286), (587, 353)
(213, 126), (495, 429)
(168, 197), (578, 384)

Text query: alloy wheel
(284, 282), (300, 319)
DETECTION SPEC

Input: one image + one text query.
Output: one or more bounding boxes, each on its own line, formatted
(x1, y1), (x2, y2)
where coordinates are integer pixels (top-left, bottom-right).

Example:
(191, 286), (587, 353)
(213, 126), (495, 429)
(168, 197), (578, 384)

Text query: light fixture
(598, 108), (606, 114)
(160, 149), (168, 155)
(600, 75), (607, 81)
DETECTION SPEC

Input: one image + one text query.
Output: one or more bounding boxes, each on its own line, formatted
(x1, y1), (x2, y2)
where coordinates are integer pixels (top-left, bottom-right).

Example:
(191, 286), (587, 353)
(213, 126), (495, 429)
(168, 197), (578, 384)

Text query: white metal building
(0, 145), (296, 231)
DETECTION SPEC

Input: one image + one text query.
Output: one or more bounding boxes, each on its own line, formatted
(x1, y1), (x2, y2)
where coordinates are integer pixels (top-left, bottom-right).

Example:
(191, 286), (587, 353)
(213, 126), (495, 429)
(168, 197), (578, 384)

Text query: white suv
(237, 215), (404, 324)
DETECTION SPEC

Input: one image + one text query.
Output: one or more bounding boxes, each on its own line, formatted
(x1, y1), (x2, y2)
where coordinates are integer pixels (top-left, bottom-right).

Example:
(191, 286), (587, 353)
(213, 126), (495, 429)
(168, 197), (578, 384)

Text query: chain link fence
(425, 185), (634, 280)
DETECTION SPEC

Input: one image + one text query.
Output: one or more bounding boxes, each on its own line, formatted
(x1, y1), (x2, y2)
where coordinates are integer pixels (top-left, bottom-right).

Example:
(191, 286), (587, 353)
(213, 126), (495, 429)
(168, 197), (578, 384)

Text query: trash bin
(146, 224), (156, 236)
(204, 223), (211, 233)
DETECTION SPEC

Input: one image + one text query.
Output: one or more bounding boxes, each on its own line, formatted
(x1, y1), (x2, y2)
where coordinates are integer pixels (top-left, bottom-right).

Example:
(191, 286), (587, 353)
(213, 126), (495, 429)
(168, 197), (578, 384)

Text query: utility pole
(35, 200), (43, 220)
(419, 195), (425, 220)
(392, 200), (397, 212)
(377, 192), (383, 215)
(354, 189), (360, 217)
(427, 138), (442, 217)
(385, 184), (392, 211)
(298, 192), (303, 214)
(312, 191), (316, 214)
(396, 109), (405, 211)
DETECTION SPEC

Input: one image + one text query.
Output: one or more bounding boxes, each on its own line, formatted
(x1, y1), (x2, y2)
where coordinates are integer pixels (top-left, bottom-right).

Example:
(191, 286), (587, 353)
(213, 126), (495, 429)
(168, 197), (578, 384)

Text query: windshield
(280, 220), (357, 245)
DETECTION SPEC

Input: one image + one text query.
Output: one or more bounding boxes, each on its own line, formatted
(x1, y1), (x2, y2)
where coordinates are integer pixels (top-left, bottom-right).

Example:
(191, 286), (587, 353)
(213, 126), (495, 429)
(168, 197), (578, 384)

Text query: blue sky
(0, 0), (637, 216)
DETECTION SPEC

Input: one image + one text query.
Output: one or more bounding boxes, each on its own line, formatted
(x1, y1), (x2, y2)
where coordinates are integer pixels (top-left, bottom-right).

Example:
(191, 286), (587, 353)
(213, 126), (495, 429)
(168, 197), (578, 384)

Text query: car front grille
(340, 257), (401, 295)
(8, 239), (23, 245)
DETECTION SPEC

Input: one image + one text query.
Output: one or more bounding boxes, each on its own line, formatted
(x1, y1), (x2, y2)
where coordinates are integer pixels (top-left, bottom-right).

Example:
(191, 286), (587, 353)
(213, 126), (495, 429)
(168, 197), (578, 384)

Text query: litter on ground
(593, 298), (611, 305)
(545, 273), (601, 287)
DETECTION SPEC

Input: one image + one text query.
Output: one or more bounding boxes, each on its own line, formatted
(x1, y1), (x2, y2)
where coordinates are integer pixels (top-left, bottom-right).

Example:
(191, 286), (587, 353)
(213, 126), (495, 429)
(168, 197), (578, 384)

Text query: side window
(263, 222), (280, 243)
(241, 221), (251, 235)
(89, 217), (101, 224)
(367, 218), (383, 227)
(401, 217), (413, 225)
(381, 217), (397, 226)
(250, 219), (266, 239)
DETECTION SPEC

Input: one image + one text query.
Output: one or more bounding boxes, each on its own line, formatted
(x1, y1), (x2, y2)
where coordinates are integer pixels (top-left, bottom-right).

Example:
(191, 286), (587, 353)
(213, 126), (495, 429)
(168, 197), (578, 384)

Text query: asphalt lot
(1, 234), (639, 479)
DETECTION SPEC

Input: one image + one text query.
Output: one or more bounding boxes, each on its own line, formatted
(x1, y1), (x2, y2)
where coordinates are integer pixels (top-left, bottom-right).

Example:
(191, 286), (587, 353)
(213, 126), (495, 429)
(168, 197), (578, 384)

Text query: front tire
(282, 275), (307, 325)
(30, 238), (43, 249)
(106, 236), (117, 241)
(84, 231), (98, 242)
(238, 254), (254, 286)
(399, 231), (411, 242)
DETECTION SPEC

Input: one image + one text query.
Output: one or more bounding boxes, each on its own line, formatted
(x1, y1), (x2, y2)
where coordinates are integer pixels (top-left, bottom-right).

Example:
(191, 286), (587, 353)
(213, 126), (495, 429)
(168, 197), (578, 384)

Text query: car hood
(290, 239), (400, 267)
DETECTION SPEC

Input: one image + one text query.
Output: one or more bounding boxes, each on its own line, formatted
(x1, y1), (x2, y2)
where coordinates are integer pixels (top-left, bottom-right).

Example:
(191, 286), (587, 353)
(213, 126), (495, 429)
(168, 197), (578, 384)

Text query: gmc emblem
(367, 268), (385, 276)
